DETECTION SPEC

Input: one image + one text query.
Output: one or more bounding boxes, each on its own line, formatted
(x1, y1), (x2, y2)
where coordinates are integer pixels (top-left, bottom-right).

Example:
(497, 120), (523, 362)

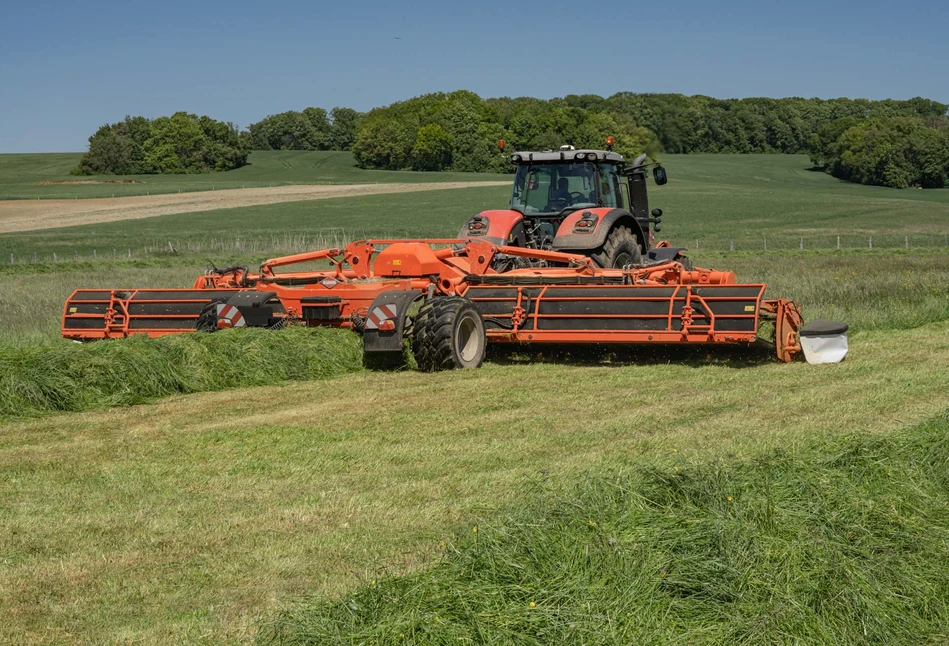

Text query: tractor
(458, 140), (690, 270)
(59, 140), (850, 369)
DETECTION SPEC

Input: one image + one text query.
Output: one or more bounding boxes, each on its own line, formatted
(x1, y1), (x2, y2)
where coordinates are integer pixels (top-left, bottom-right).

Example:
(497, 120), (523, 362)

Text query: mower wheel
(412, 296), (486, 371)
(195, 299), (227, 332)
(591, 225), (643, 268)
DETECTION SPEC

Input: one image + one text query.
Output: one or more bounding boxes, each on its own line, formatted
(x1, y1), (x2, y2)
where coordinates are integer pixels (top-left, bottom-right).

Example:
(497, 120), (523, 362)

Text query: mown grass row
(262, 413), (949, 645)
(0, 326), (363, 418)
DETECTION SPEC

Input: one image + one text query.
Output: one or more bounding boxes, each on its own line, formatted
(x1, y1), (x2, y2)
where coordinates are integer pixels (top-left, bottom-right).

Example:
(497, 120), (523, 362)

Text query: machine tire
(591, 225), (643, 268)
(195, 299), (227, 332)
(412, 296), (486, 372)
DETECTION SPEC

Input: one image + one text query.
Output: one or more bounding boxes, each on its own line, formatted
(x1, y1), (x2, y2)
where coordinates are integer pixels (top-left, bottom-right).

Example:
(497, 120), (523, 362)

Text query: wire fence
(4, 231), (949, 266)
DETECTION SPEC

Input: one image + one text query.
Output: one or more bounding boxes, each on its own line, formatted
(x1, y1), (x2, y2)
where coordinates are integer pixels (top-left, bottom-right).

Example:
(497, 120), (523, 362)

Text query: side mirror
(651, 208), (663, 217)
(653, 166), (668, 185)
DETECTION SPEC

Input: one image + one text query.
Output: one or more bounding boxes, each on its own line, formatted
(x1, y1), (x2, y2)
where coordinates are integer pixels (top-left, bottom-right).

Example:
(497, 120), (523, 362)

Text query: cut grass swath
(261, 414), (949, 645)
(0, 326), (363, 418)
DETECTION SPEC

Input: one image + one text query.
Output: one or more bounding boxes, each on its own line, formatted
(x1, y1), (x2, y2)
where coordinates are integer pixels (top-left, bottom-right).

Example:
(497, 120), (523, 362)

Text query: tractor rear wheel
(412, 296), (486, 371)
(591, 225), (643, 268)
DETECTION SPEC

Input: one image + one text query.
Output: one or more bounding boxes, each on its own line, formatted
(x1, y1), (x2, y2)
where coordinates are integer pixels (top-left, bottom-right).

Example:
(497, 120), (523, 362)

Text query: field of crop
(0, 151), (503, 200)
(0, 153), (948, 644)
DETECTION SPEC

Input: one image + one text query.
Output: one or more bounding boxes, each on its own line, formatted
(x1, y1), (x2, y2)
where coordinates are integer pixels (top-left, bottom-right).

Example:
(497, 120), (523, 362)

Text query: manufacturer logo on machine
(320, 279), (339, 289)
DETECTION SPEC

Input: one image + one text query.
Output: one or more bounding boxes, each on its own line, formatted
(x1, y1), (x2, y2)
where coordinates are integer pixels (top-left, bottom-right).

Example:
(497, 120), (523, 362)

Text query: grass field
(1, 153), (948, 644)
(0, 153), (946, 261)
(265, 415), (949, 644)
(0, 151), (503, 200)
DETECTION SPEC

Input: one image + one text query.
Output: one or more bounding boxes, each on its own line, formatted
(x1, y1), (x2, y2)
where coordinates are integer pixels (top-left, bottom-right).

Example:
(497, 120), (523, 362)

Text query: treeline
(75, 93), (949, 186)
(599, 93), (947, 154)
(246, 107), (362, 151)
(73, 113), (248, 176)
(352, 90), (656, 173)
(350, 92), (949, 175)
(808, 116), (949, 188)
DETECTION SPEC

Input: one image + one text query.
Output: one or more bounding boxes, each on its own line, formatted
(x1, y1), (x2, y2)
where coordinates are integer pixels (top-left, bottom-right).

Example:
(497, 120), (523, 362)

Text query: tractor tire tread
(412, 296), (485, 372)
(592, 225), (643, 269)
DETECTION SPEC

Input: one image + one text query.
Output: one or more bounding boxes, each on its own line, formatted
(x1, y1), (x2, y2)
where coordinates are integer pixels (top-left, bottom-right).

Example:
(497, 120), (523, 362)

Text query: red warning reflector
(216, 303), (246, 328)
(366, 304), (398, 330)
(379, 320), (396, 331)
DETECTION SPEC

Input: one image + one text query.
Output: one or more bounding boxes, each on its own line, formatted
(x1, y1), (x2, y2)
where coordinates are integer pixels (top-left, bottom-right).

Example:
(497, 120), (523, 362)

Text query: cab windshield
(511, 162), (598, 215)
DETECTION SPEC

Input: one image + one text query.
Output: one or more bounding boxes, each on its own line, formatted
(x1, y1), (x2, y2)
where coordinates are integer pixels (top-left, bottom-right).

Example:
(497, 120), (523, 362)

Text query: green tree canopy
(74, 113), (247, 176)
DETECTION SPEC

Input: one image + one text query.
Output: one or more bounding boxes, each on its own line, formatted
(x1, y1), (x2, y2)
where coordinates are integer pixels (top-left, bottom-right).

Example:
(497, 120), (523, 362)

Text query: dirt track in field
(0, 182), (508, 233)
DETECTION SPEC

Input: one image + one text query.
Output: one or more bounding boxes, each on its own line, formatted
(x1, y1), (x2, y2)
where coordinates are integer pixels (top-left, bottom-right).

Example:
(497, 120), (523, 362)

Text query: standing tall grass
(261, 414), (949, 645)
(0, 327), (363, 418)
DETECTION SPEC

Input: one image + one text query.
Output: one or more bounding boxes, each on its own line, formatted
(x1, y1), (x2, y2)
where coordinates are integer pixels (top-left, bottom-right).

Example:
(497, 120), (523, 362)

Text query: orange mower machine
(60, 238), (845, 370)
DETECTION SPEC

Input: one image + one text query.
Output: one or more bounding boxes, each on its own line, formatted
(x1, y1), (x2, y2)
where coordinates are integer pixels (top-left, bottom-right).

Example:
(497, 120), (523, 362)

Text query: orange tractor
(62, 148), (847, 369)
(458, 141), (687, 270)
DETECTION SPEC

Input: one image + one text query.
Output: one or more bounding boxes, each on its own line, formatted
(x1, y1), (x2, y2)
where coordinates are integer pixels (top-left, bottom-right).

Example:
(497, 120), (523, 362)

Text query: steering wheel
(569, 191), (586, 203)
(549, 197), (569, 209)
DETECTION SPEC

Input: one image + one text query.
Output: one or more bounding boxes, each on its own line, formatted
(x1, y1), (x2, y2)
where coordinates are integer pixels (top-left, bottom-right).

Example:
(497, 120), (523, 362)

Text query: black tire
(195, 299), (227, 332)
(412, 296), (486, 372)
(591, 225), (643, 268)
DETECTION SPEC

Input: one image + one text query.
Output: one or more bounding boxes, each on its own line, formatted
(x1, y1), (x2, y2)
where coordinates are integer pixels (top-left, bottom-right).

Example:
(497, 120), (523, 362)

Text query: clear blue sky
(1, 0), (946, 153)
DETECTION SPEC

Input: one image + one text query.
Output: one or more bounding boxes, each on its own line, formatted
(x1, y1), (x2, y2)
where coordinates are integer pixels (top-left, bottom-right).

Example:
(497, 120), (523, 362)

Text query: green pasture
(0, 154), (946, 262)
(0, 150), (503, 200)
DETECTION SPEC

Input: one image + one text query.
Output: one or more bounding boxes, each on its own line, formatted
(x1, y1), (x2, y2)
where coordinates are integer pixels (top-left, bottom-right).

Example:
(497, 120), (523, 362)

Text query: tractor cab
(508, 146), (665, 225)
(461, 141), (680, 269)
(511, 148), (624, 217)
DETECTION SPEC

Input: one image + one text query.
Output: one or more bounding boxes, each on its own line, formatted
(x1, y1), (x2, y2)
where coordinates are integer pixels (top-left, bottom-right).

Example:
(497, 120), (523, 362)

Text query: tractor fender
(459, 210), (526, 247)
(363, 290), (423, 355)
(552, 208), (647, 253)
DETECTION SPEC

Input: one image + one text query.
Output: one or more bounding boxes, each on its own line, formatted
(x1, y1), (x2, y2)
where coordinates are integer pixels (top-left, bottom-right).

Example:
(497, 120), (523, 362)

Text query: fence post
(800, 237), (803, 250)
(837, 235), (840, 250)
(10, 253), (13, 264)
(113, 249), (116, 259)
(763, 237), (767, 251)
(729, 239), (734, 252)
(905, 235), (909, 249)
(869, 236), (873, 249)
(93, 249), (97, 260)
(127, 249), (131, 258)
(74, 250), (78, 261)
(53, 252), (57, 262)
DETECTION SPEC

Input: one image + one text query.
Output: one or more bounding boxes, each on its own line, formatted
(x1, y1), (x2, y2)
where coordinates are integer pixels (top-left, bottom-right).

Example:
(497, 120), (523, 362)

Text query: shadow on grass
(484, 341), (778, 370)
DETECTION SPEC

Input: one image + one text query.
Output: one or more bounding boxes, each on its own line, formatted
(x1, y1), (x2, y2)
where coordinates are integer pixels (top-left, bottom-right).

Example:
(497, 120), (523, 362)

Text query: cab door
(598, 163), (627, 210)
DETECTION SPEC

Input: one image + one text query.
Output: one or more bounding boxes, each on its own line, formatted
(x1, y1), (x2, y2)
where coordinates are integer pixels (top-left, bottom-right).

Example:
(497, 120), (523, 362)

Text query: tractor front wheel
(412, 296), (486, 371)
(591, 225), (643, 268)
